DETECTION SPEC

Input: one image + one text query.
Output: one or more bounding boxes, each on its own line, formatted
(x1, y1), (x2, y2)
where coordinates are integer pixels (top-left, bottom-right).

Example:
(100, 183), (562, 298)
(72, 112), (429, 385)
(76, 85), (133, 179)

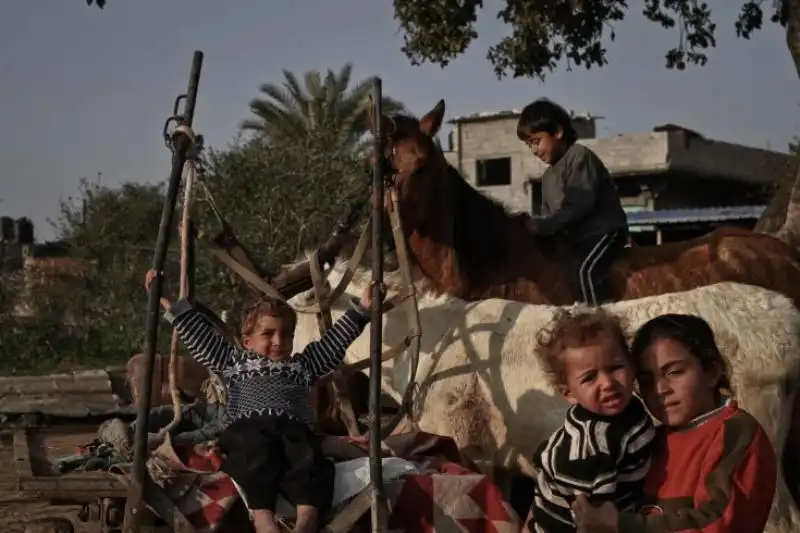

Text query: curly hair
(240, 296), (297, 337)
(536, 308), (631, 387)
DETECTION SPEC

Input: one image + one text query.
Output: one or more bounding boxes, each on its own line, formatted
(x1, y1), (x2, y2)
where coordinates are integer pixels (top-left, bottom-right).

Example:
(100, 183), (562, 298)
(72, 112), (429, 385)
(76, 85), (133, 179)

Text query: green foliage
(241, 64), (406, 153)
(393, 0), (792, 79)
(192, 131), (369, 324)
(0, 179), (171, 374)
(0, 135), (368, 375)
(199, 134), (367, 270)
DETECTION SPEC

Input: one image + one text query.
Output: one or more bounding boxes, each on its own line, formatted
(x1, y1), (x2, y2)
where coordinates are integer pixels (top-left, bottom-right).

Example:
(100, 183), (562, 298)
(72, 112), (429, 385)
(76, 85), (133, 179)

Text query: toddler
(528, 309), (655, 533)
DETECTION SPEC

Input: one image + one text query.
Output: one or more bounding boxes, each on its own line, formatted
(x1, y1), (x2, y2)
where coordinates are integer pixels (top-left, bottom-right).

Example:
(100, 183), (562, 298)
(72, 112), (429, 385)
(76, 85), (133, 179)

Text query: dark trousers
(570, 229), (626, 306)
(218, 415), (334, 513)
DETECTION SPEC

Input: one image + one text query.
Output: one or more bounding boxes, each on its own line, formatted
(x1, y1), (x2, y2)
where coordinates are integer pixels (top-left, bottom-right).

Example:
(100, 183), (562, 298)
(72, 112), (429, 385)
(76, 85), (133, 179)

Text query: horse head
(366, 99), (449, 226)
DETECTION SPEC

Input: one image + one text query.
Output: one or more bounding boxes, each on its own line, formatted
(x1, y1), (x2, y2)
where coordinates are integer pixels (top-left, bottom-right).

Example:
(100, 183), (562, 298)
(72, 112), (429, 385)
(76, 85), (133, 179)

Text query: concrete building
(441, 108), (796, 244)
(1, 218), (85, 319)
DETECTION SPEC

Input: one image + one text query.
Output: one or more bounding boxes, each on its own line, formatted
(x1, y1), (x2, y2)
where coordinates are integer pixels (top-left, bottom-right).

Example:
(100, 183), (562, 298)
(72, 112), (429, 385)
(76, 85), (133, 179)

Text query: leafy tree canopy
(85, 1), (796, 80)
(0, 132), (369, 374)
(393, 0), (795, 79)
(242, 64), (406, 153)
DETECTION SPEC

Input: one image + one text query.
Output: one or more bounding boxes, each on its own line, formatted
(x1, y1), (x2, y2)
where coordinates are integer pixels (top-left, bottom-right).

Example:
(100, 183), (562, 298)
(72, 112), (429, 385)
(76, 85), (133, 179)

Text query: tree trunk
(754, 178), (793, 233)
(779, 161), (800, 246)
(787, 0), (800, 79)
(754, 0), (800, 234)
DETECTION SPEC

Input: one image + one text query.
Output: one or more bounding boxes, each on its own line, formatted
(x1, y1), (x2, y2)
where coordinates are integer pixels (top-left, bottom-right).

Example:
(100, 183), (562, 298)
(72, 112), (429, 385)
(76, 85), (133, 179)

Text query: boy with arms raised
(144, 269), (374, 533)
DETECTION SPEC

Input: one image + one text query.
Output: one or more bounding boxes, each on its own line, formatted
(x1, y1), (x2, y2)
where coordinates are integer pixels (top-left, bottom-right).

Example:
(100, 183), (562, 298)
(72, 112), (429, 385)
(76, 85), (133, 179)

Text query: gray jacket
(537, 143), (628, 242)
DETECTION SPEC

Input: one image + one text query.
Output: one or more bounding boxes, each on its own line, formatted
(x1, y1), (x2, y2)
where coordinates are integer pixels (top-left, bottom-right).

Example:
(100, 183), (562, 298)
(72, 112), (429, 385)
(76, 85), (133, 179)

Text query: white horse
(290, 262), (800, 532)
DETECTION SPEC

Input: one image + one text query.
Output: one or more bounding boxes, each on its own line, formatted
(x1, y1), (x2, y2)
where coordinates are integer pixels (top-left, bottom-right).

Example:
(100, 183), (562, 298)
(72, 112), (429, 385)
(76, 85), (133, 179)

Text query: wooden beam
(322, 485), (373, 533)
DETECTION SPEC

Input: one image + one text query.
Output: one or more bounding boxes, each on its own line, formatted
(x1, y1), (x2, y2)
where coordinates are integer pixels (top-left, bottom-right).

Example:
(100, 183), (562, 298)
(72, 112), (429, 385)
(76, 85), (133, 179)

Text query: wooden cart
(0, 369), (375, 533)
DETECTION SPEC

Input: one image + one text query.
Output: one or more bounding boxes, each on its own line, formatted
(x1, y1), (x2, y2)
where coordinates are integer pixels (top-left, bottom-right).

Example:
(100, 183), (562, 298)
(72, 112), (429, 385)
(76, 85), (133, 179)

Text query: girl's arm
(165, 299), (243, 373)
(617, 412), (777, 533)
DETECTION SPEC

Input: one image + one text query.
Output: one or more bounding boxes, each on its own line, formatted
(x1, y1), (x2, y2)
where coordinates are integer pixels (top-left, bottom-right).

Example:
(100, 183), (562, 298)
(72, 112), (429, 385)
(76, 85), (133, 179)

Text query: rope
(158, 123), (200, 438)
(377, 189), (422, 438)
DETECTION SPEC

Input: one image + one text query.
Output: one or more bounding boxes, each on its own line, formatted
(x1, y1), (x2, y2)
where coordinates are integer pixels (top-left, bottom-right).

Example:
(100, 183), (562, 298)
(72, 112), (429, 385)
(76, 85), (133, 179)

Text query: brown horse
(368, 99), (800, 307)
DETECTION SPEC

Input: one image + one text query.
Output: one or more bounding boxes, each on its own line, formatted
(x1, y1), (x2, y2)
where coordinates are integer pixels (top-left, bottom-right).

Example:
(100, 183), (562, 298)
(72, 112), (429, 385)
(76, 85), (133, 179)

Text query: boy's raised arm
(298, 298), (371, 379)
(165, 299), (243, 373)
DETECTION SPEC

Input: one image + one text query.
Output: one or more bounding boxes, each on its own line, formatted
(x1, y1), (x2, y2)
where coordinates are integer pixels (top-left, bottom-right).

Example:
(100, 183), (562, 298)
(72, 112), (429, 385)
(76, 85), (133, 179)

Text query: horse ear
(420, 99), (445, 137)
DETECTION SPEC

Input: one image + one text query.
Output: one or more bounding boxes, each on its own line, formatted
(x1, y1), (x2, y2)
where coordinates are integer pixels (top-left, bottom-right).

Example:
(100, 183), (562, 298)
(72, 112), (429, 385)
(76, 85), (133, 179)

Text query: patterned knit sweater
(165, 298), (370, 429)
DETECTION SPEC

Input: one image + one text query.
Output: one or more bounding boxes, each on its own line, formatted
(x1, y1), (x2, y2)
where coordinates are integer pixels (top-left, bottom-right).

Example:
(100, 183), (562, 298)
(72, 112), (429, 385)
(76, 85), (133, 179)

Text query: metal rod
(122, 50), (203, 533)
(369, 77), (386, 533)
(187, 221), (196, 299)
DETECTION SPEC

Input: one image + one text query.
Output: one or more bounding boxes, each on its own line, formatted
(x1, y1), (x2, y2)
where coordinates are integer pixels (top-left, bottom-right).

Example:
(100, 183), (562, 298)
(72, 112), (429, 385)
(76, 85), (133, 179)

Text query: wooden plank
(19, 474), (127, 500)
(0, 370), (114, 394)
(13, 429), (33, 481)
(322, 485), (372, 533)
(0, 397), (132, 418)
(143, 477), (199, 533)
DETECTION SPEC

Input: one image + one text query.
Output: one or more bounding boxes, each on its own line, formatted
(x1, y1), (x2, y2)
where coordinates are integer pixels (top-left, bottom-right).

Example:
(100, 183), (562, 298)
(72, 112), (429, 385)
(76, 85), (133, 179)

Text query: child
(144, 269), (374, 533)
(572, 313), (777, 533)
(528, 309), (656, 533)
(517, 99), (629, 306)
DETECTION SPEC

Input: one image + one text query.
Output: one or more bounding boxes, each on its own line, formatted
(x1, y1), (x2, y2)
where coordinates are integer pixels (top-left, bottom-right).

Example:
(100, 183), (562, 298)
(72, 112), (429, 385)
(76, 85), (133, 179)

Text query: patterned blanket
(152, 431), (521, 533)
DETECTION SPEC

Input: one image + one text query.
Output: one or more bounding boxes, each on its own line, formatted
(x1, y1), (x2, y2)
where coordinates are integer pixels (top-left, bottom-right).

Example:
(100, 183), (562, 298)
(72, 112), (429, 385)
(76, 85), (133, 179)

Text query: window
(527, 180), (543, 215)
(475, 157), (512, 187)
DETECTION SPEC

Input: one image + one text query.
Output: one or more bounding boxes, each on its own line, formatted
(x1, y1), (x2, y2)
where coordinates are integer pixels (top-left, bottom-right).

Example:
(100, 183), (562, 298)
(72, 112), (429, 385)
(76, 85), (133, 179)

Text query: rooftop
(521, 130), (795, 184)
(449, 108), (600, 125)
(626, 205), (766, 226)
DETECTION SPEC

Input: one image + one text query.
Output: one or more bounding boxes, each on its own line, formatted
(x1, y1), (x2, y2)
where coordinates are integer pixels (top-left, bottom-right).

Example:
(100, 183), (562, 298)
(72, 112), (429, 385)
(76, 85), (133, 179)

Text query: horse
(365, 99), (800, 307)
(290, 262), (800, 533)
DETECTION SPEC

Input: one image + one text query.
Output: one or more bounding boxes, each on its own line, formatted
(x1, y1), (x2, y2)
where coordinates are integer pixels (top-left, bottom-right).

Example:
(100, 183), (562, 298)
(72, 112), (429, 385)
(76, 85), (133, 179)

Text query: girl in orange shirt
(572, 313), (777, 533)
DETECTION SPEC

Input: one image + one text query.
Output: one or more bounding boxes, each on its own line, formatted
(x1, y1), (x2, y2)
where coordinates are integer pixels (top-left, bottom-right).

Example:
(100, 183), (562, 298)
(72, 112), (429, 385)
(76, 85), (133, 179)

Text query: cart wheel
(23, 518), (74, 533)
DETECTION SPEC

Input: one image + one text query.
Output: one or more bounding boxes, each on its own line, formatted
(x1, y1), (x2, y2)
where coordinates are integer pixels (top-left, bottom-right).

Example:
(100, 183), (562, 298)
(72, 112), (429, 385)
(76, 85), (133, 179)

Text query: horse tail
(774, 161), (800, 252)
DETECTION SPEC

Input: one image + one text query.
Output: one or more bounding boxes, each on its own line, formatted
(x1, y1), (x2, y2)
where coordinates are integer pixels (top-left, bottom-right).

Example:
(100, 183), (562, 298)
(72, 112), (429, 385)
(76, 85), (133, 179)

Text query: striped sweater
(530, 396), (656, 533)
(165, 298), (370, 429)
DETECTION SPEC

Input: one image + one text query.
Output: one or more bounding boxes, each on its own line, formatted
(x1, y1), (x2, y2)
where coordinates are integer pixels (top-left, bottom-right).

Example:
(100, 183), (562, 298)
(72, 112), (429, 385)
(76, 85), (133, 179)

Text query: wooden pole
(369, 77), (387, 533)
(122, 50), (203, 533)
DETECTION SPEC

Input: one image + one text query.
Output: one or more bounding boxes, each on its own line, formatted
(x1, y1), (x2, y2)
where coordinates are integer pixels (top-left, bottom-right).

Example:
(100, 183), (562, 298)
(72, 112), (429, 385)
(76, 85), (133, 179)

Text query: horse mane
(443, 163), (537, 285)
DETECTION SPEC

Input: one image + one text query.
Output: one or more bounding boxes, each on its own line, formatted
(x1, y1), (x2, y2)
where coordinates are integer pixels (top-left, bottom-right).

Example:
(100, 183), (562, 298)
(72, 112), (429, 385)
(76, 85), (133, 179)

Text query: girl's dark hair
(516, 98), (578, 145)
(631, 314), (732, 392)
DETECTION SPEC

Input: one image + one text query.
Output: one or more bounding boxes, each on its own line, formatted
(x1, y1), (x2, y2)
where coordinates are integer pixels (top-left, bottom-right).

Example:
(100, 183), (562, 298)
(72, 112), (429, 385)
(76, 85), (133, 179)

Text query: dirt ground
(0, 496), (83, 533)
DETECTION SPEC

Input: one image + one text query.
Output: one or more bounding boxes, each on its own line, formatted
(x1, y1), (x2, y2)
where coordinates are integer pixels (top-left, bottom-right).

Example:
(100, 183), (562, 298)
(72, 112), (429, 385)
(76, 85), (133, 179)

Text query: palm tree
(241, 64), (406, 153)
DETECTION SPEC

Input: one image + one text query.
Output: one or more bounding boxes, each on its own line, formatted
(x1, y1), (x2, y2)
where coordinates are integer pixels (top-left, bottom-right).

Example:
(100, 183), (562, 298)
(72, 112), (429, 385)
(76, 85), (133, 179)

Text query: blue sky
(0, 0), (797, 240)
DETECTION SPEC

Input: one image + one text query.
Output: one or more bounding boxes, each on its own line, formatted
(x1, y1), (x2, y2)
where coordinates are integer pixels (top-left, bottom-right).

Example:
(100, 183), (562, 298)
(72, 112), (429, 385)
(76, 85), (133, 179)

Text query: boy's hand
(359, 282), (377, 311)
(144, 269), (172, 311)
